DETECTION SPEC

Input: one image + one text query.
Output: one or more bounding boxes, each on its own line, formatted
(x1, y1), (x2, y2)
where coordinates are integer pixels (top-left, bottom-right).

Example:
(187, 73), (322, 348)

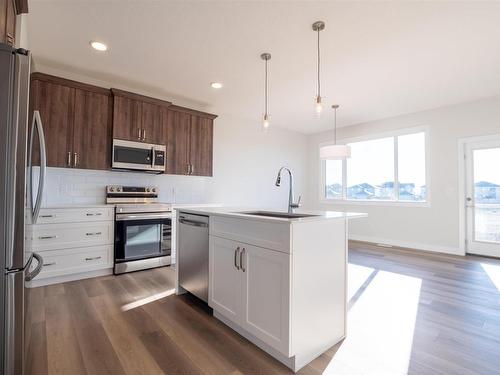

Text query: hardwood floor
(26, 243), (500, 375)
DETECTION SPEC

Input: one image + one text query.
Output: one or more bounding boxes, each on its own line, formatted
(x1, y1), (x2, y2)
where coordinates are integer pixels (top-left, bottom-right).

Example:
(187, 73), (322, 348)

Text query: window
(322, 130), (427, 203)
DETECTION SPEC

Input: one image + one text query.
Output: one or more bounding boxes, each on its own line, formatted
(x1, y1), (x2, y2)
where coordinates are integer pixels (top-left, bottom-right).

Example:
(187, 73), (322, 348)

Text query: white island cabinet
(178, 208), (366, 372)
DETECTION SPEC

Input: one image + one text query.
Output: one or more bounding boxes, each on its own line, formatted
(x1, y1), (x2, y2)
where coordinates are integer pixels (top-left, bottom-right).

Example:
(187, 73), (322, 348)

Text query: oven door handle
(116, 213), (172, 221)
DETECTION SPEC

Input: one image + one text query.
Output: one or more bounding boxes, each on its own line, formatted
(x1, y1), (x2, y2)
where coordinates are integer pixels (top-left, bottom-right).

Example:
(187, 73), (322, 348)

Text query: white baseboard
(349, 235), (465, 256)
(27, 268), (113, 288)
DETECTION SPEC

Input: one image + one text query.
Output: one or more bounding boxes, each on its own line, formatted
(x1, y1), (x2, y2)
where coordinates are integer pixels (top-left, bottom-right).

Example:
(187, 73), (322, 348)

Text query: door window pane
(325, 159), (343, 199)
(398, 132), (426, 201)
(346, 137), (395, 200)
(473, 148), (500, 243)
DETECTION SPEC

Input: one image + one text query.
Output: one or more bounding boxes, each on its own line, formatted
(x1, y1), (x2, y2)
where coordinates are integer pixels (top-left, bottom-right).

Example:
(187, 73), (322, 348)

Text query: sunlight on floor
(481, 262), (500, 291)
(323, 270), (422, 375)
(347, 264), (375, 301)
(121, 288), (176, 311)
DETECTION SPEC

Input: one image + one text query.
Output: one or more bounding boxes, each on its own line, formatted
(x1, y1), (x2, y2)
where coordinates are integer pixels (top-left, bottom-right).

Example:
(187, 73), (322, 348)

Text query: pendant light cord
(334, 106), (337, 144)
(265, 58), (268, 115)
(317, 28), (321, 98)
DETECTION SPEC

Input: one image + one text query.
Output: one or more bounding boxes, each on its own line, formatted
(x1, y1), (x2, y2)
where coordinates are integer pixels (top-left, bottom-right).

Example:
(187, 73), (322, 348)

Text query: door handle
(73, 152), (78, 167)
(234, 246), (240, 270)
(85, 256), (102, 261)
(138, 128), (142, 140)
(190, 164), (194, 175)
(25, 253), (44, 282)
(142, 129), (146, 141)
(186, 163), (190, 175)
(240, 248), (246, 272)
(38, 235), (58, 240)
(67, 152), (72, 167)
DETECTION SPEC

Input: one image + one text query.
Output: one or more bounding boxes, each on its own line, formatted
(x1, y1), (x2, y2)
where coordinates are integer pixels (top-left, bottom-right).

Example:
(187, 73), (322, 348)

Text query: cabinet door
(141, 101), (164, 144)
(5, 0), (15, 46)
(0, 0), (6, 43)
(241, 244), (290, 356)
(189, 115), (213, 176)
(29, 79), (75, 168)
(209, 236), (243, 325)
(112, 95), (142, 142)
(165, 109), (190, 175)
(72, 88), (112, 170)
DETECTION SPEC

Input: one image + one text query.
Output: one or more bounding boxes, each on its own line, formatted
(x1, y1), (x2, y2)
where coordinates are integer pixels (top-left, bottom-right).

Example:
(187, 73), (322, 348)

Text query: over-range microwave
(112, 139), (166, 173)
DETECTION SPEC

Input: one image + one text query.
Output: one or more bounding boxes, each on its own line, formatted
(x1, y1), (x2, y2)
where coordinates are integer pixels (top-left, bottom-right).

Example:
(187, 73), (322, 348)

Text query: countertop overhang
(174, 206), (367, 223)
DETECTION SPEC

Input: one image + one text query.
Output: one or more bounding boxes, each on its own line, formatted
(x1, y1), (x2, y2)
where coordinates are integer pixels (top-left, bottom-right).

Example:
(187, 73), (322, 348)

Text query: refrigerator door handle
(28, 110), (47, 224)
(25, 252), (43, 282)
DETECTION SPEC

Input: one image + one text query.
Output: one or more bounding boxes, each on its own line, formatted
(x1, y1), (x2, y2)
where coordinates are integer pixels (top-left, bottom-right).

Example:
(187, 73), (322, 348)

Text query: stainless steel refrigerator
(1, 43), (46, 375)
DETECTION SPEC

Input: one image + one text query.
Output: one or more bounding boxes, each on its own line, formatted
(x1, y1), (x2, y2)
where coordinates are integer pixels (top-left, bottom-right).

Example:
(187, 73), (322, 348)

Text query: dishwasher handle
(179, 218), (209, 228)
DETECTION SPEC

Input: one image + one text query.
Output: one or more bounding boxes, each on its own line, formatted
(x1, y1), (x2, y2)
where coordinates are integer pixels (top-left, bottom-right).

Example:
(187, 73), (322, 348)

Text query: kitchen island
(175, 208), (366, 372)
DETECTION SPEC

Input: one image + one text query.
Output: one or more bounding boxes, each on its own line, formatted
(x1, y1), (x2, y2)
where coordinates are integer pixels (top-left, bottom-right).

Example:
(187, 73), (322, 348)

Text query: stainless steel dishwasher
(178, 212), (209, 302)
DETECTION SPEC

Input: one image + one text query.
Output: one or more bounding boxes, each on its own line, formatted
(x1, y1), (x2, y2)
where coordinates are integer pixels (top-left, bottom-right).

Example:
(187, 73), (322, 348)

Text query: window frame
(319, 125), (431, 207)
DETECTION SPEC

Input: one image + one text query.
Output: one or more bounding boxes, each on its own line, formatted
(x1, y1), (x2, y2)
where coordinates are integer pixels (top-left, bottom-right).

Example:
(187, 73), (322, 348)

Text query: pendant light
(320, 104), (351, 159)
(312, 21), (325, 117)
(261, 53), (271, 132)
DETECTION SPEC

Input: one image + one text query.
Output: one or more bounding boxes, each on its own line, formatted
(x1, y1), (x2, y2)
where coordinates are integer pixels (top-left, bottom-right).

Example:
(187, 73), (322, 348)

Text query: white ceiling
(28, 0), (500, 134)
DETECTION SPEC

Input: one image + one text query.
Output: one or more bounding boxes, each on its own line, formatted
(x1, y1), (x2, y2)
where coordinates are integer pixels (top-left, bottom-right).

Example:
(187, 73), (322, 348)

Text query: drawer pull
(43, 262), (56, 266)
(86, 232), (102, 236)
(39, 214), (55, 218)
(38, 235), (58, 240)
(85, 256), (102, 261)
(86, 213), (102, 216)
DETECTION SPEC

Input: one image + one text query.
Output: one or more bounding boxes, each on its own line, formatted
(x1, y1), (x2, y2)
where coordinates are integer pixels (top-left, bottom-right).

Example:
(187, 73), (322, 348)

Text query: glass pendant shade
(320, 144), (351, 160)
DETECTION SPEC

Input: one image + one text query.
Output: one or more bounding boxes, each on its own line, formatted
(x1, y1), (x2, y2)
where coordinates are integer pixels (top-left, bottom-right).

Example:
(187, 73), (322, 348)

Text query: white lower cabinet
(209, 235), (290, 356)
(242, 243), (290, 355)
(209, 236), (243, 323)
(28, 206), (115, 286)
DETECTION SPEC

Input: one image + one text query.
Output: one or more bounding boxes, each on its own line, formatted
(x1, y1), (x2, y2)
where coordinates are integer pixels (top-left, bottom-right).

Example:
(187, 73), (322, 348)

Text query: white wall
(308, 96), (500, 255)
(206, 114), (309, 210)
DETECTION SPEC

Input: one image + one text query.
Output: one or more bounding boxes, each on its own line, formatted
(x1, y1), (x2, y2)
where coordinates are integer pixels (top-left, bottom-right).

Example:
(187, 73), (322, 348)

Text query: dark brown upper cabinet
(166, 105), (216, 177)
(111, 88), (170, 145)
(1, 0), (25, 46)
(29, 73), (112, 170)
(72, 88), (113, 170)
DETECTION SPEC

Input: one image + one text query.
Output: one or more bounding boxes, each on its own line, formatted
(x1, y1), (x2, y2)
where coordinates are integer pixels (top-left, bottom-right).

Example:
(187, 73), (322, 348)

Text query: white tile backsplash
(33, 167), (209, 207)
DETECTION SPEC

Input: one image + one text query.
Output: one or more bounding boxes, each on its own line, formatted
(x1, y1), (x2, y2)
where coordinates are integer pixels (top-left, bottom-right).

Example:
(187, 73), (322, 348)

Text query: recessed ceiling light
(210, 82), (223, 89)
(90, 41), (108, 52)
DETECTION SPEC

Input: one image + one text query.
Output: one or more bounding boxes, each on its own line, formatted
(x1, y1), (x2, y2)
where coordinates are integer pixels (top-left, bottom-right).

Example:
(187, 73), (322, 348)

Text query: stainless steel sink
(236, 211), (319, 219)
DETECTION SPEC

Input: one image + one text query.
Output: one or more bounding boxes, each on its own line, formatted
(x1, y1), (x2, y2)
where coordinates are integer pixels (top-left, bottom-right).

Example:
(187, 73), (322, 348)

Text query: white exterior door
(240, 244), (290, 356)
(208, 236), (243, 324)
(465, 140), (500, 257)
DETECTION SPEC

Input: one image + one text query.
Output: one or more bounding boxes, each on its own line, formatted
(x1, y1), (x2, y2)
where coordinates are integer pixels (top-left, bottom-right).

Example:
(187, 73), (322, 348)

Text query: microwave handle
(151, 147), (155, 168)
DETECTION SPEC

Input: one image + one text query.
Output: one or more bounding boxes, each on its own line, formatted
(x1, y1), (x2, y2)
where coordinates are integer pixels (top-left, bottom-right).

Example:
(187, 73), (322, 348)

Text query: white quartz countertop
(174, 206), (367, 223)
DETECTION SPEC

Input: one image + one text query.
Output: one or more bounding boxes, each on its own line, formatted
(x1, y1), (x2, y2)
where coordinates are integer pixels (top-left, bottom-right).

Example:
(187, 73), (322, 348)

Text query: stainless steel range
(107, 186), (172, 274)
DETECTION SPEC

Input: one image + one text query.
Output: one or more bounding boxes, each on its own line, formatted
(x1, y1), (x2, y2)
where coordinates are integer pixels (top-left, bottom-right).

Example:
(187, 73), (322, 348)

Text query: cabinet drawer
(31, 221), (114, 251)
(36, 245), (112, 279)
(37, 207), (114, 224)
(210, 216), (290, 253)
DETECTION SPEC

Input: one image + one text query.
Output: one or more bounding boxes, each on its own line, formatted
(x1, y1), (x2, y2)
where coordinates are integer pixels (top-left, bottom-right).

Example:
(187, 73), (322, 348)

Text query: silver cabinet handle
(190, 164), (194, 175)
(86, 232), (102, 236)
(85, 256), (102, 261)
(86, 212), (102, 216)
(67, 152), (72, 167)
(43, 262), (56, 266)
(39, 214), (55, 218)
(142, 129), (146, 141)
(73, 152), (78, 167)
(138, 128), (142, 140)
(38, 235), (58, 240)
(240, 248), (246, 272)
(234, 246), (240, 270)
(186, 163), (190, 174)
